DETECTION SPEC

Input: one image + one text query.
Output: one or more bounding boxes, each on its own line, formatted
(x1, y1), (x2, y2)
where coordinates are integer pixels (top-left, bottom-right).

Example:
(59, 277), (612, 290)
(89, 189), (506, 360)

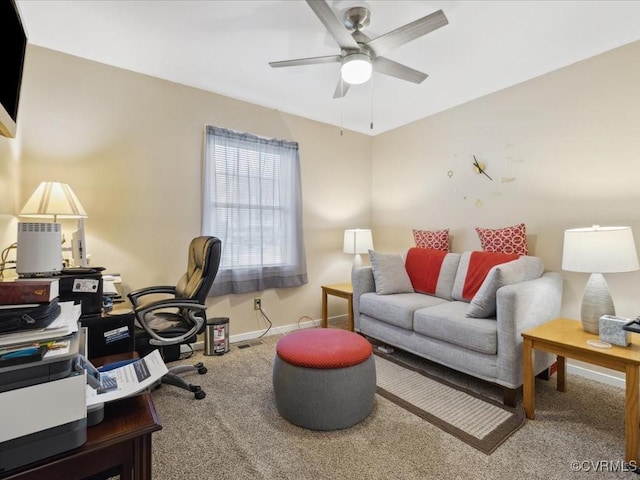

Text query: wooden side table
(522, 317), (640, 465)
(321, 283), (354, 332)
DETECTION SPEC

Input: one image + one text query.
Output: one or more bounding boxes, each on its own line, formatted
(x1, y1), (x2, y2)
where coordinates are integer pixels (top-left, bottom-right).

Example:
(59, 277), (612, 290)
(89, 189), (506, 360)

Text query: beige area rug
(374, 353), (524, 454)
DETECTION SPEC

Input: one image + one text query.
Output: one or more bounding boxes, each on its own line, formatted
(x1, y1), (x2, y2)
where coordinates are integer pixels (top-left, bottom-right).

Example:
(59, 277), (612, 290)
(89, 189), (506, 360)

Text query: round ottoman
(272, 328), (376, 431)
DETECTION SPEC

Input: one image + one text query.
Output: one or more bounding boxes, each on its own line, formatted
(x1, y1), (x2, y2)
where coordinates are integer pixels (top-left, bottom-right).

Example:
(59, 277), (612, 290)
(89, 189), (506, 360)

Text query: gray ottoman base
(272, 354), (376, 431)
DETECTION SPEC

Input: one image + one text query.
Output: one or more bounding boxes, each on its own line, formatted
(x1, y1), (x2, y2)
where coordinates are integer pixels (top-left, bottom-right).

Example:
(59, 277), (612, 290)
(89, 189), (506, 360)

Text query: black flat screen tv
(0, 0), (27, 138)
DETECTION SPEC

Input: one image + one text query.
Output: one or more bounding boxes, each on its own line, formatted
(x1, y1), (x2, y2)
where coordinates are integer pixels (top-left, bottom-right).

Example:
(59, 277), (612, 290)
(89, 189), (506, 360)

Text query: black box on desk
(58, 271), (103, 316)
(79, 309), (135, 359)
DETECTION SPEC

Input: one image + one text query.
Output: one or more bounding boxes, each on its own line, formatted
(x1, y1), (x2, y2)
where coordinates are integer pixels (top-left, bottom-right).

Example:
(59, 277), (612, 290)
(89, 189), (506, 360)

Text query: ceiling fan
(269, 0), (449, 98)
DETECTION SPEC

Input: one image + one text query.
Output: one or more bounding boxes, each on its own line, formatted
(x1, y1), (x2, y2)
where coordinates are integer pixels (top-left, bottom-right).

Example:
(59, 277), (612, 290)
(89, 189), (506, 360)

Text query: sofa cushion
(412, 228), (449, 252)
(451, 251), (519, 302)
(405, 248), (461, 300)
(413, 301), (498, 355)
(475, 223), (528, 256)
(360, 291), (447, 331)
(467, 256), (545, 318)
(368, 250), (414, 295)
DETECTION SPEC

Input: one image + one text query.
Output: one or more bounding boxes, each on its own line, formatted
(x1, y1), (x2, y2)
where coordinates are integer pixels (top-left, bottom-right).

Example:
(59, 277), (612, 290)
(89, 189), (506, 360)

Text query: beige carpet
(374, 354), (524, 454)
(149, 333), (634, 479)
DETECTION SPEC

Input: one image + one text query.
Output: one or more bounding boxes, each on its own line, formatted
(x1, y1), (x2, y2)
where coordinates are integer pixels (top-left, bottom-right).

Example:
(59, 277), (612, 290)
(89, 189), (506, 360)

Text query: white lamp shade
(341, 53), (372, 85)
(562, 225), (639, 273)
(20, 182), (88, 220)
(343, 229), (374, 254)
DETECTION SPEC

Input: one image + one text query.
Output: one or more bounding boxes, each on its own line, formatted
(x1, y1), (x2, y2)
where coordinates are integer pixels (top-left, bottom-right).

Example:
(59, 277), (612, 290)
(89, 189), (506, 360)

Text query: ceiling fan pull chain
(370, 74), (374, 131)
(340, 79), (344, 136)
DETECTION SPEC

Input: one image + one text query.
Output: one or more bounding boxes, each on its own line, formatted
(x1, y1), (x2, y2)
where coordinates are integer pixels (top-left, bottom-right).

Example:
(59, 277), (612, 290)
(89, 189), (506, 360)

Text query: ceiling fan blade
(333, 78), (351, 99)
(269, 55), (342, 68)
(373, 57), (428, 84)
(366, 9), (448, 57)
(305, 0), (360, 50)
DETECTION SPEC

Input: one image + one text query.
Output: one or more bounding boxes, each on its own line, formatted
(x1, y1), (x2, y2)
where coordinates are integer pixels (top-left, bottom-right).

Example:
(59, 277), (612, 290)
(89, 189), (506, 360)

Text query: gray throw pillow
(466, 256), (544, 318)
(368, 250), (414, 295)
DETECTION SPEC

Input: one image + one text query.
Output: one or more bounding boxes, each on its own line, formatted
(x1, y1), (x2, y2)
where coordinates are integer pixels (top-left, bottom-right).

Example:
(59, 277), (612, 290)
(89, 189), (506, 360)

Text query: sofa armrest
(352, 266), (376, 332)
(495, 272), (563, 388)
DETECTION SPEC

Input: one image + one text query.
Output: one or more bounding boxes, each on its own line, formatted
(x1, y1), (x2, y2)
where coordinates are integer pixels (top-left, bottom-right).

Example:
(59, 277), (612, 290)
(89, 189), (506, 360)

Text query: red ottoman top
(276, 329), (372, 369)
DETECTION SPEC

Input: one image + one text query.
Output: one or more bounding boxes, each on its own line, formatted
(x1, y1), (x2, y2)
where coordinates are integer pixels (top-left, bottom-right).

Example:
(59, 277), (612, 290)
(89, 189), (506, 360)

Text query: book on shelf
(0, 278), (59, 305)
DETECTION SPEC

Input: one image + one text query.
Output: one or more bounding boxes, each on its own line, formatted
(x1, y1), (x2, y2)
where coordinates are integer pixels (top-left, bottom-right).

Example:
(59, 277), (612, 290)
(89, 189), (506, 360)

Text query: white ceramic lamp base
(580, 272), (615, 334)
(353, 254), (363, 270)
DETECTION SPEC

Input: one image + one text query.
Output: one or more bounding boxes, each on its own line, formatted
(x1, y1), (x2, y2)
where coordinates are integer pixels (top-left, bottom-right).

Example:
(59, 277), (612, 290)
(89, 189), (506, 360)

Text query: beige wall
(372, 39), (640, 322)
(2, 40), (640, 340)
(2, 46), (372, 336)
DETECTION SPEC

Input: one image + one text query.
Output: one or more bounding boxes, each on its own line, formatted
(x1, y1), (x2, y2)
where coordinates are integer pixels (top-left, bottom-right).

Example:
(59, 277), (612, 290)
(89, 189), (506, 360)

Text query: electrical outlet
(254, 297), (261, 310)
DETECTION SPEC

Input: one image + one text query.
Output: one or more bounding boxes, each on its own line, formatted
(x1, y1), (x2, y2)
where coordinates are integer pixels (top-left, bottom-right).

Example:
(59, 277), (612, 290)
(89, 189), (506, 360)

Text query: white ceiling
(16, 0), (640, 135)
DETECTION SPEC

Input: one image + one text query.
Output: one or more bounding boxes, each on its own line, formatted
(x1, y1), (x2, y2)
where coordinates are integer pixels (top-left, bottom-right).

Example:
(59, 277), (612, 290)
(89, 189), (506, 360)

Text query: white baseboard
(566, 362), (625, 389)
(228, 317), (321, 344)
(183, 318), (625, 391)
(183, 316), (321, 353)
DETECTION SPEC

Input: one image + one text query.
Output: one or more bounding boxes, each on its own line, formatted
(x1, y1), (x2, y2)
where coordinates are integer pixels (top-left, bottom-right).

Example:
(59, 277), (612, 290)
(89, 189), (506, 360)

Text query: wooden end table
(321, 283), (354, 331)
(522, 317), (640, 465)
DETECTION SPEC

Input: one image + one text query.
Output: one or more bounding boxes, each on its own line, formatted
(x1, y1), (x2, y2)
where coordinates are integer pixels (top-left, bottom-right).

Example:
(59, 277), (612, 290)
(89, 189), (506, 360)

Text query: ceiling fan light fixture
(341, 53), (372, 85)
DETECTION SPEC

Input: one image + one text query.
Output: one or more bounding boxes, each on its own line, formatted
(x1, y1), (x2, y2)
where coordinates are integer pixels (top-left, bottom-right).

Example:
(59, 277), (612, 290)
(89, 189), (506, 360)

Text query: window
(203, 126), (308, 295)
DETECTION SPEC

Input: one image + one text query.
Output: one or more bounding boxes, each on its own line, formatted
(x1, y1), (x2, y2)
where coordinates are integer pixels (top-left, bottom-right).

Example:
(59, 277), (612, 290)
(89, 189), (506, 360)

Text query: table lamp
(17, 181), (89, 275)
(19, 181), (88, 222)
(343, 229), (374, 270)
(562, 225), (639, 334)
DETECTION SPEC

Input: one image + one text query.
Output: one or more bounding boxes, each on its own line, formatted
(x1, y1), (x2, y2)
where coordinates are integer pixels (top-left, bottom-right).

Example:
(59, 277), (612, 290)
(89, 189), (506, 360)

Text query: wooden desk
(321, 283), (353, 331)
(522, 318), (640, 465)
(1, 353), (162, 480)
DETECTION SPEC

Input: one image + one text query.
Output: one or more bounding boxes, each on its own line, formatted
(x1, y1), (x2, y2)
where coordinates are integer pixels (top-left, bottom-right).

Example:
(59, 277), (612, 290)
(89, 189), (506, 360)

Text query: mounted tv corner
(0, 0), (28, 139)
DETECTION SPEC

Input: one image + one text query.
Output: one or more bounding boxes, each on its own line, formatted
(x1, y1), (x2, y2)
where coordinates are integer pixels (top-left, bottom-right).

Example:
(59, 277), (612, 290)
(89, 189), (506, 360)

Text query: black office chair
(128, 236), (222, 399)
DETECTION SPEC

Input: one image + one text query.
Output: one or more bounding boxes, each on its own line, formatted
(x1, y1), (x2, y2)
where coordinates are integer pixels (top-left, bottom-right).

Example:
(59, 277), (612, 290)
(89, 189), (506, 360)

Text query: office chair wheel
(190, 384), (206, 399)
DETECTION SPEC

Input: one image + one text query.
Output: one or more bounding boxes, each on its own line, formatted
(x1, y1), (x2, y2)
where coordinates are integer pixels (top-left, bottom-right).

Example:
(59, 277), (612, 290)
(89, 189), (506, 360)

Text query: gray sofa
(352, 250), (563, 405)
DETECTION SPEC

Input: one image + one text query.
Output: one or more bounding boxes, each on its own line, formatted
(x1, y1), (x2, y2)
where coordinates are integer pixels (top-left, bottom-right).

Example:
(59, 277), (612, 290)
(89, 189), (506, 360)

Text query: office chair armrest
(128, 285), (177, 306)
(134, 299), (207, 346)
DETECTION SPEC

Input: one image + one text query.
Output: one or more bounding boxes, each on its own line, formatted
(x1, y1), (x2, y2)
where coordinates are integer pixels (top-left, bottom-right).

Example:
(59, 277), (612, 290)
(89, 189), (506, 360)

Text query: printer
(0, 332), (87, 473)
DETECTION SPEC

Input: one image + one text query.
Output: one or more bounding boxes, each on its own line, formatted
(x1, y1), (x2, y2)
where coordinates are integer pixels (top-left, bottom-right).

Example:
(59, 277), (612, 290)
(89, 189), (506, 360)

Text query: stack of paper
(102, 274), (123, 302)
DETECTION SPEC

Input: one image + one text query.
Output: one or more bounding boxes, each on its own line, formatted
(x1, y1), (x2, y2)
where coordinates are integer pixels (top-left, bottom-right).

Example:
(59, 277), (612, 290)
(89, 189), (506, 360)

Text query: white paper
(47, 301), (81, 332)
(102, 274), (122, 284)
(102, 280), (119, 296)
(85, 349), (168, 406)
(42, 339), (71, 358)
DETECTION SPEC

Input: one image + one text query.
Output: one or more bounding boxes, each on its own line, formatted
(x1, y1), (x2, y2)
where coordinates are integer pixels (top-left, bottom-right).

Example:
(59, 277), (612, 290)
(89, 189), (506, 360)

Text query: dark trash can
(204, 317), (230, 355)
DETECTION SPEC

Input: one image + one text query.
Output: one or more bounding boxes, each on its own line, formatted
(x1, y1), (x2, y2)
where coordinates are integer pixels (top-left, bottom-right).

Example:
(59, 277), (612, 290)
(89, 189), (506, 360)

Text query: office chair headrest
(176, 236), (221, 301)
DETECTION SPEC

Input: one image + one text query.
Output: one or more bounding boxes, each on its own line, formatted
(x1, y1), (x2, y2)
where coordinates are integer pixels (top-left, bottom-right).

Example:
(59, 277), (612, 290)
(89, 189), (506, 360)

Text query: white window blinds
(203, 126), (307, 294)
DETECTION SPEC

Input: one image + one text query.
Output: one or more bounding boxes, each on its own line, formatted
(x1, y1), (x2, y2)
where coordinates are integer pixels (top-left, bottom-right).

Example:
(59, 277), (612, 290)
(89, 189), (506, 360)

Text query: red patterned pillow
(412, 228), (449, 252)
(475, 223), (528, 256)
(405, 247), (448, 295)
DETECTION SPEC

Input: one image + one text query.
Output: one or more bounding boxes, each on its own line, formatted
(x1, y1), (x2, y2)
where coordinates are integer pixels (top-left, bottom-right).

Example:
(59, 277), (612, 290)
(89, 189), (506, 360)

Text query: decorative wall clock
(472, 155), (492, 180)
(447, 153), (519, 207)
